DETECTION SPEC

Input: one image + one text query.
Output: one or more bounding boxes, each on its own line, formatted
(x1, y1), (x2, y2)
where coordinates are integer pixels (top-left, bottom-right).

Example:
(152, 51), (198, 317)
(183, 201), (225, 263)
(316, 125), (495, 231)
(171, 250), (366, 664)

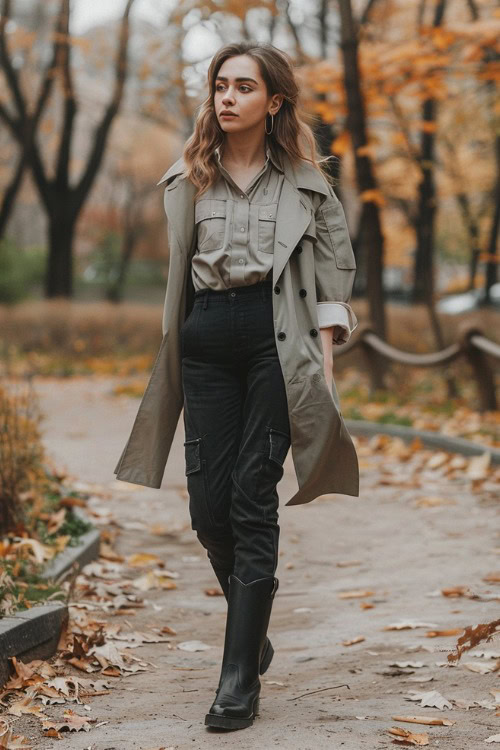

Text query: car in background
(436, 283), (500, 314)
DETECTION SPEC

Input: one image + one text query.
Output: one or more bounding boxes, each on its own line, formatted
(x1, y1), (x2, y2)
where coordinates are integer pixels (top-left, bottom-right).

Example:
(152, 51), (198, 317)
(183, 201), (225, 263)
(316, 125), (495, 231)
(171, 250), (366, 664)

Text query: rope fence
(332, 324), (500, 412)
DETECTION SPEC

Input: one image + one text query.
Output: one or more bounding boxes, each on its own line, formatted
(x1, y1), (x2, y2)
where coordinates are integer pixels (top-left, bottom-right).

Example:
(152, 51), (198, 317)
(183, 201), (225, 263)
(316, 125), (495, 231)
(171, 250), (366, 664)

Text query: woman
(114, 41), (359, 731)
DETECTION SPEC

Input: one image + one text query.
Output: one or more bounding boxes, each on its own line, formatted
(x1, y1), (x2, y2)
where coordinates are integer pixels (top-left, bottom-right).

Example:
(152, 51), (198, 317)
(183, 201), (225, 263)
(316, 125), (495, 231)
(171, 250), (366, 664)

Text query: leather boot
(212, 567), (274, 675)
(205, 574), (279, 730)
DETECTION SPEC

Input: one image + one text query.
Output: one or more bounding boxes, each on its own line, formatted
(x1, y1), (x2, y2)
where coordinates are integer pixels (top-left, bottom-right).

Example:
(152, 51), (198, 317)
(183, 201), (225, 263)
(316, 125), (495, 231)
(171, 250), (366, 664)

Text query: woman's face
(214, 54), (281, 135)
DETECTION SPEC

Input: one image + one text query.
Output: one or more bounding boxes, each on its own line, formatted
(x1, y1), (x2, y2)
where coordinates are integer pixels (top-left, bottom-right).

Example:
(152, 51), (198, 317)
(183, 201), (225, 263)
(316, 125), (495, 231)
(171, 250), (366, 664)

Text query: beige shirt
(191, 145), (283, 290)
(191, 145), (357, 342)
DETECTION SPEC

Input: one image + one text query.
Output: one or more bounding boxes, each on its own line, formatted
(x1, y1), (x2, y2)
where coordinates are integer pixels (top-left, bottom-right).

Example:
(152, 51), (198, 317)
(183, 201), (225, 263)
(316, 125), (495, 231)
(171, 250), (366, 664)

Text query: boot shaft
(220, 574), (278, 683)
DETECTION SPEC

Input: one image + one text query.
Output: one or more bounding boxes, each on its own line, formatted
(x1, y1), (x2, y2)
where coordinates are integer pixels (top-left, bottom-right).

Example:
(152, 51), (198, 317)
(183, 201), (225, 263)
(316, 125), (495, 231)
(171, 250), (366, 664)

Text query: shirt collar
(214, 144), (283, 173)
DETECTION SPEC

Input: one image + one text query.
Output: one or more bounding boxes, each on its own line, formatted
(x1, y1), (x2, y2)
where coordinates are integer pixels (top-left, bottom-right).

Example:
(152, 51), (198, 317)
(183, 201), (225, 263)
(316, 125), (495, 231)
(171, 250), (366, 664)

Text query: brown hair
(181, 41), (336, 200)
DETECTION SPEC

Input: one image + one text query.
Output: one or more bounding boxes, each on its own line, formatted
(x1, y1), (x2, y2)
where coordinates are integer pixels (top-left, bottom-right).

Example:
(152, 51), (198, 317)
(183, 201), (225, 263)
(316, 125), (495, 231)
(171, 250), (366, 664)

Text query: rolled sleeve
(317, 301), (358, 344)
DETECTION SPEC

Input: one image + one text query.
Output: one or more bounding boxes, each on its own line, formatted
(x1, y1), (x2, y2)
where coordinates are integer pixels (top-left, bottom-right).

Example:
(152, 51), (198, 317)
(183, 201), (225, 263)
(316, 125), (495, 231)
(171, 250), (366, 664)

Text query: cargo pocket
(267, 426), (291, 466)
(195, 199), (227, 252)
(254, 426), (290, 519)
(320, 200), (356, 270)
(257, 203), (278, 253)
(184, 437), (221, 530)
(184, 437), (201, 475)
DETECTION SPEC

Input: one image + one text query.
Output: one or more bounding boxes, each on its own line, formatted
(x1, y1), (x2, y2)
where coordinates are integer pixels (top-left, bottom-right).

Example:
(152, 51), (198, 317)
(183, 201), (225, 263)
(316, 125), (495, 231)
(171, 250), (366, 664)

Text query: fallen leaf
(342, 636), (365, 646)
(384, 621), (438, 631)
(406, 689), (453, 710)
(177, 640), (211, 652)
(204, 587), (224, 597)
(426, 452), (449, 470)
(391, 715), (454, 726)
(126, 553), (164, 567)
(338, 589), (375, 599)
(463, 661), (497, 674)
(466, 452), (490, 479)
(483, 571), (500, 583)
(387, 726), (429, 745)
(415, 496), (455, 508)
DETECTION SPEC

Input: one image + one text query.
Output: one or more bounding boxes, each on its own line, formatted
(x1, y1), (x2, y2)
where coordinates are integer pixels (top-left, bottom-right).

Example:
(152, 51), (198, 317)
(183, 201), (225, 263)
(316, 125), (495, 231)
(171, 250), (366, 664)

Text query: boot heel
(253, 695), (260, 716)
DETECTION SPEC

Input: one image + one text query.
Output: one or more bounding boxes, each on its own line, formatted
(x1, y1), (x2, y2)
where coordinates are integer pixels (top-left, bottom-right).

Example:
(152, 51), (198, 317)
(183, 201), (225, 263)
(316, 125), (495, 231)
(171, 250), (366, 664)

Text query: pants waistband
(193, 276), (273, 305)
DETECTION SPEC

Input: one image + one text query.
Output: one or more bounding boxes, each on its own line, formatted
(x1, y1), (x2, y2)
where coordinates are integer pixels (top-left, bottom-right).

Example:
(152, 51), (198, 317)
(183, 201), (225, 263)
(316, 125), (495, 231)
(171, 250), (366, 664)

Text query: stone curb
(41, 506), (101, 584)
(345, 419), (500, 464)
(0, 508), (101, 689)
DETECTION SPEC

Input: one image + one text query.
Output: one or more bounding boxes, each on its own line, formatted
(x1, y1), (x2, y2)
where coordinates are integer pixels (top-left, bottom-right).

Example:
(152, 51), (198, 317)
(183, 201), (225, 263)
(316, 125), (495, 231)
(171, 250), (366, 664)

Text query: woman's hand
(320, 327), (334, 390)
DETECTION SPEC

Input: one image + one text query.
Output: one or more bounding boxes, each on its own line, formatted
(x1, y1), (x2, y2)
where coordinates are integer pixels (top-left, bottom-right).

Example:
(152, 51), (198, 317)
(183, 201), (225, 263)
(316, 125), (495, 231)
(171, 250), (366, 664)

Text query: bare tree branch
(74, 0), (135, 214)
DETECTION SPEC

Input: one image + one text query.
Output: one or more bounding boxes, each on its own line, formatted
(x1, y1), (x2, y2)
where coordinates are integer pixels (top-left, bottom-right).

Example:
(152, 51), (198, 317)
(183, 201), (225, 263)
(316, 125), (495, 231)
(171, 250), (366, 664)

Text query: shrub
(0, 382), (45, 535)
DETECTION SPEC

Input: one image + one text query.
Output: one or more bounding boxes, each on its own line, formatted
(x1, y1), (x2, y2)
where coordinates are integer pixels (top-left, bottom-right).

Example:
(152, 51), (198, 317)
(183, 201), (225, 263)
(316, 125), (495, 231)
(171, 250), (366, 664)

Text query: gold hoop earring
(265, 112), (274, 135)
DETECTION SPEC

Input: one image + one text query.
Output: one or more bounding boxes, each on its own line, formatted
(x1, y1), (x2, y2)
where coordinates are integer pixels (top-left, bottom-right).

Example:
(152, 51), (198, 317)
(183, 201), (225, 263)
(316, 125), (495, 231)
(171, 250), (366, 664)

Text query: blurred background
(0, 0), (499, 443)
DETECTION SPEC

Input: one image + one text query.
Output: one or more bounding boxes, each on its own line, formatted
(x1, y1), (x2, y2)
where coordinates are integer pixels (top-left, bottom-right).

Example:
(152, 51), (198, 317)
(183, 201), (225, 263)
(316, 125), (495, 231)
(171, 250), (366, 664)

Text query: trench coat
(113, 151), (359, 506)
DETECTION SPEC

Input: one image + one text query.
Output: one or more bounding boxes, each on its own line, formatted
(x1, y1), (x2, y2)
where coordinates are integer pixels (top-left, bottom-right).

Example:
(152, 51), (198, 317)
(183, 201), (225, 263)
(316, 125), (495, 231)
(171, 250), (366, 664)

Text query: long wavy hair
(182, 42), (336, 200)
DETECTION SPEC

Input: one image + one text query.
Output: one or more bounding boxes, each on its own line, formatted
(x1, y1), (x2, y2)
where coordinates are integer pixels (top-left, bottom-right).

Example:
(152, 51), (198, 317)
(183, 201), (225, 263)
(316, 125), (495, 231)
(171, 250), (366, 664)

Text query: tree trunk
(46, 205), (76, 297)
(338, 0), (386, 339)
(484, 133), (500, 303)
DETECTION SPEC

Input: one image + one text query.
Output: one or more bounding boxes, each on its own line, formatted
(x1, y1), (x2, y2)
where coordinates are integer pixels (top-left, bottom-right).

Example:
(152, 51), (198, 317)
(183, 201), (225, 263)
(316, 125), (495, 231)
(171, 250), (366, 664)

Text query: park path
(9, 375), (500, 749)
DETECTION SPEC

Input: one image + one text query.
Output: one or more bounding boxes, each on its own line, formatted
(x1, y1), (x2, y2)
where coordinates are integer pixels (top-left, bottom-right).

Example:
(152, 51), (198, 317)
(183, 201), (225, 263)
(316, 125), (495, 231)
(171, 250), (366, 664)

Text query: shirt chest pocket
(195, 199), (227, 252)
(257, 203), (278, 253)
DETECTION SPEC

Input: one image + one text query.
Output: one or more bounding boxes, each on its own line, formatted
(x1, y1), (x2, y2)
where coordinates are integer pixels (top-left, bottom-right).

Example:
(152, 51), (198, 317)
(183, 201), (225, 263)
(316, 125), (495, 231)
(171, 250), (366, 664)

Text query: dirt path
(9, 376), (500, 749)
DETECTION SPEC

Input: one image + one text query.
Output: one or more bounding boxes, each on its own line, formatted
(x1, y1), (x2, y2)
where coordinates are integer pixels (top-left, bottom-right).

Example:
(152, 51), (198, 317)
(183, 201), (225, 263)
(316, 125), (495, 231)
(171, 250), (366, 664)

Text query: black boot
(212, 567), (274, 675)
(205, 574), (279, 730)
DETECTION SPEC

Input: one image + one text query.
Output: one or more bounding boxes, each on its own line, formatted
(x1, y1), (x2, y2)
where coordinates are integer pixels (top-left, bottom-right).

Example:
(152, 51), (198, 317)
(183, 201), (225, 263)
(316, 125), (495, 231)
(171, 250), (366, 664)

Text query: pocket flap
(195, 199), (227, 223)
(267, 427), (290, 466)
(184, 438), (201, 475)
(258, 203), (278, 221)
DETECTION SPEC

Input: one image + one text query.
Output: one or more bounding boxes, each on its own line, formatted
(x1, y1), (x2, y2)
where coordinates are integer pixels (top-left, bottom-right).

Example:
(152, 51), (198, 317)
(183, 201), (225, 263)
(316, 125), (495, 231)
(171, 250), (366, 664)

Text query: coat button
(309, 328), (318, 337)
(296, 245), (303, 254)
(274, 285), (280, 294)
(277, 332), (286, 341)
(299, 288), (307, 297)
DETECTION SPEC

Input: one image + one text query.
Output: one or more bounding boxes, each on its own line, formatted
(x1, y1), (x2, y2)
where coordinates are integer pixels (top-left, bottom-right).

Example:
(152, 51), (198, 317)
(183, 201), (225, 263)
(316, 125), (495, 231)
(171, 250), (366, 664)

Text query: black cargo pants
(180, 276), (291, 585)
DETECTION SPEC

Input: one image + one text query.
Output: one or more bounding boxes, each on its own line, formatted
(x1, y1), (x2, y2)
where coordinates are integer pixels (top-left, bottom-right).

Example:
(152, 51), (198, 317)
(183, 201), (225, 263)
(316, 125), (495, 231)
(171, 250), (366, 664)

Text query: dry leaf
(415, 496), (455, 508)
(342, 636), (365, 646)
(126, 553), (164, 567)
(462, 661), (497, 674)
(338, 589), (375, 599)
(384, 620), (438, 630)
(406, 689), (452, 710)
(41, 709), (95, 733)
(466, 452), (491, 479)
(204, 587), (224, 597)
(391, 715), (454, 726)
(177, 640), (211, 652)
(426, 452), (449, 470)
(388, 726), (429, 745)
(131, 570), (178, 591)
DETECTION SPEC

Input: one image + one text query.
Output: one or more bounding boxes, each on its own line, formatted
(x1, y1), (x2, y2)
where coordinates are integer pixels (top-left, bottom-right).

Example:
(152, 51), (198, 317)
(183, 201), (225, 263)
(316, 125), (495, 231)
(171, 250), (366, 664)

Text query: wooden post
(460, 326), (497, 412)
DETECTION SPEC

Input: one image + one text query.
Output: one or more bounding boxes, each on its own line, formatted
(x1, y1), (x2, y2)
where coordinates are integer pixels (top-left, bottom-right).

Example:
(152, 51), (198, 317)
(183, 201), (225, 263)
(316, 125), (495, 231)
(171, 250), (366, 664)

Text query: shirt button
(230, 291), (236, 297)
(238, 258), (244, 264)
(277, 332), (286, 341)
(240, 194), (244, 198)
(240, 227), (245, 232)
